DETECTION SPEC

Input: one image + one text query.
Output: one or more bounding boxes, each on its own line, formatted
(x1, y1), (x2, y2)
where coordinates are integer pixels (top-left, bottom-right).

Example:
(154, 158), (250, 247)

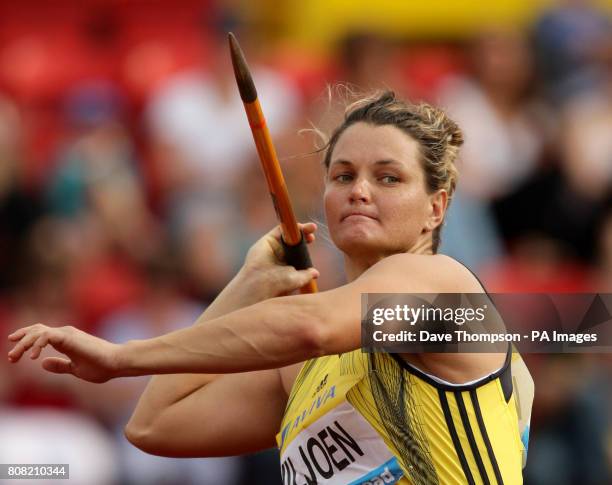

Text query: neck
(343, 235), (434, 282)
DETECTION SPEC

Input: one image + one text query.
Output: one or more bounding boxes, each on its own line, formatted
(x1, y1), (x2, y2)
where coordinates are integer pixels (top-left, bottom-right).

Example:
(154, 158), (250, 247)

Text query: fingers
(8, 328), (26, 341)
(41, 357), (73, 375)
(29, 334), (49, 360)
(292, 267), (320, 291)
(273, 266), (319, 294)
(274, 222), (317, 242)
(299, 222), (317, 244)
(7, 324), (64, 363)
(268, 223), (317, 259)
(247, 222), (318, 270)
(8, 328), (41, 362)
(299, 222), (317, 233)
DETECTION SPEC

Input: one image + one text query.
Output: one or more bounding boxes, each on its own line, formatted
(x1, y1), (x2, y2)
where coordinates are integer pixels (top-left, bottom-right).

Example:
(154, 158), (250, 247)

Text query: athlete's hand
(243, 222), (319, 297)
(7, 324), (122, 383)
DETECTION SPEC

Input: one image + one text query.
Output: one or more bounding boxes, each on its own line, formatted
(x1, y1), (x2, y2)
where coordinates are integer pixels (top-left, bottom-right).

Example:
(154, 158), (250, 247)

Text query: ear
(423, 189), (448, 232)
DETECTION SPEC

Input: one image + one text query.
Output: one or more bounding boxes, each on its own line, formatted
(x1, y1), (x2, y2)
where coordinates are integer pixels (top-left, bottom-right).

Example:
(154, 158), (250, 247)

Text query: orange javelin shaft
(228, 32), (317, 294)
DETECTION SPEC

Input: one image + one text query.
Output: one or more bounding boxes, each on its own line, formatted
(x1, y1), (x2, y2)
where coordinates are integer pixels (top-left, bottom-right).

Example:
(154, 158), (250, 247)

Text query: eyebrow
(330, 159), (405, 168)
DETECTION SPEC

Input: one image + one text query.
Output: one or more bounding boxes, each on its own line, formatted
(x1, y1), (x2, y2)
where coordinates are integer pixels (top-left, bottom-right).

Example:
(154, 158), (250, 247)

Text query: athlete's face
(324, 122), (446, 259)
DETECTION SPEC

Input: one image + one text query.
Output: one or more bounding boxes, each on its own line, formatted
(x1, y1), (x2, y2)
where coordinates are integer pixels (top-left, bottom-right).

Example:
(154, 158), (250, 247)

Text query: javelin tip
(228, 32), (257, 103)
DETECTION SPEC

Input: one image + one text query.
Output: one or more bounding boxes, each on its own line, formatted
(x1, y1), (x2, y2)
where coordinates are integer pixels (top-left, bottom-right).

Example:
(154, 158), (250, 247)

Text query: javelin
(228, 32), (317, 294)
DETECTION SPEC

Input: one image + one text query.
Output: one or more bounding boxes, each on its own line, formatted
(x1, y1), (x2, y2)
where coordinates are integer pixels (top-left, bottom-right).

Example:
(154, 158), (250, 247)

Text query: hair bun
(444, 122), (464, 148)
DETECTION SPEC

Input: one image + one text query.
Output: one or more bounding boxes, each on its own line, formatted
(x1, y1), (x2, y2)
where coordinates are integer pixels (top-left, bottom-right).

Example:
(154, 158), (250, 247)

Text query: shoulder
(359, 253), (484, 294)
(293, 254), (485, 355)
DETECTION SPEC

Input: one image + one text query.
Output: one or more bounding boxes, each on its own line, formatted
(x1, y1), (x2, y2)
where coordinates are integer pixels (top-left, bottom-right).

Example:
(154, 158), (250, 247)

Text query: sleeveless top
(276, 347), (533, 484)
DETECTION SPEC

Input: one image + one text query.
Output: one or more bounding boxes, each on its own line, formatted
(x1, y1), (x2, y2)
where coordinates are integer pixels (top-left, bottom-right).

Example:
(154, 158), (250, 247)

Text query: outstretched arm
(8, 252), (500, 383)
(7, 252), (453, 378)
(6, 288), (326, 380)
(116, 253), (473, 376)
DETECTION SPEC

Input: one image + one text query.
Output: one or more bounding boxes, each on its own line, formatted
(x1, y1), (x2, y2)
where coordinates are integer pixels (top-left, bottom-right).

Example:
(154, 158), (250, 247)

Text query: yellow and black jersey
(277, 347), (533, 484)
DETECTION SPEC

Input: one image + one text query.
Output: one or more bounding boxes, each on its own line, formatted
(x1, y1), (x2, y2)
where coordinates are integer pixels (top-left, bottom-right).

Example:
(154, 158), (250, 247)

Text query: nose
(349, 178), (371, 203)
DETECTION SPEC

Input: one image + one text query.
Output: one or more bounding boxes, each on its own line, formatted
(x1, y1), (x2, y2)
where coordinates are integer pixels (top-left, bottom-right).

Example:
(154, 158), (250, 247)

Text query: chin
(333, 232), (386, 257)
(332, 227), (414, 259)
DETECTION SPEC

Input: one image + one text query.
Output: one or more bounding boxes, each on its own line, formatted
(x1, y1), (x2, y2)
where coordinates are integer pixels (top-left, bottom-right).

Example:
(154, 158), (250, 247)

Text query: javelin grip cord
(281, 233), (313, 270)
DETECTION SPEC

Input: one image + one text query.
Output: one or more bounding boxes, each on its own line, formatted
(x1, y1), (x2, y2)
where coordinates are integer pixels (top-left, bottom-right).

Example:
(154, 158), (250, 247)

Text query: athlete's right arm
(125, 367), (290, 457)
(124, 223), (318, 456)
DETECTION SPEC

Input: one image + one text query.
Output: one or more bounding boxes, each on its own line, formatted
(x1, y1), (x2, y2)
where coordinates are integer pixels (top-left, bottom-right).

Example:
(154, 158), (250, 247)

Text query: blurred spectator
(47, 81), (158, 259)
(0, 93), (43, 292)
(47, 82), (131, 218)
(43, 81), (161, 328)
(561, 40), (612, 201)
(145, 19), (301, 209)
(533, 0), (611, 104)
(171, 194), (240, 302)
(439, 191), (504, 271)
(440, 29), (545, 201)
(523, 355), (611, 485)
(336, 32), (404, 93)
(439, 29), (547, 270)
(496, 29), (612, 263)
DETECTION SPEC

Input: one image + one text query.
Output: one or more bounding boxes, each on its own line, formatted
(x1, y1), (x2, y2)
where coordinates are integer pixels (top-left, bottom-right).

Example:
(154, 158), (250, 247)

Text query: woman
(8, 91), (533, 484)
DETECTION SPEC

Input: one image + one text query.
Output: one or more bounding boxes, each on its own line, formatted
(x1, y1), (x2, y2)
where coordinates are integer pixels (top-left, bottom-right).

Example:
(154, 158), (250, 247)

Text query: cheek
(383, 193), (428, 233)
(323, 188), (340, 221)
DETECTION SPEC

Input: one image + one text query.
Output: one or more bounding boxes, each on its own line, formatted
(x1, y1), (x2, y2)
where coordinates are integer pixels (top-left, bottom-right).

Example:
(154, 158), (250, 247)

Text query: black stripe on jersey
(470, 389), (504, 485)
(500, 362), (513, 403)
(455, 391), (490, 485)
(438, 389), (475, 485)
(389, 345), (512, 392)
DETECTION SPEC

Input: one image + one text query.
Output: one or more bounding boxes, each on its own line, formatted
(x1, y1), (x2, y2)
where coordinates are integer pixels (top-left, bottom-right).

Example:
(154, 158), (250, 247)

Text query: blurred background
(0, 0), (611, 483)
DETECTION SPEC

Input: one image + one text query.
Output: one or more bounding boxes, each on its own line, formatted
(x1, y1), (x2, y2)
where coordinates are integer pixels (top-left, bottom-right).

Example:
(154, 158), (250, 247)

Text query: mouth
(341, 212), (378, 222)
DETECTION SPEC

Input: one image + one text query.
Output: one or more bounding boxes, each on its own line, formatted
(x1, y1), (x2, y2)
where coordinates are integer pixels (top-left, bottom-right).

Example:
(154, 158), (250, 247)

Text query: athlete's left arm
(7, 254), (476, 380)
(121, 253), (440, 374)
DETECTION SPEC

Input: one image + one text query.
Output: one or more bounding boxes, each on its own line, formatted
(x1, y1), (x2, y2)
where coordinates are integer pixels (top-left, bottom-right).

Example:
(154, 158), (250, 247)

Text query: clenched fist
(243, 222), (319, 298)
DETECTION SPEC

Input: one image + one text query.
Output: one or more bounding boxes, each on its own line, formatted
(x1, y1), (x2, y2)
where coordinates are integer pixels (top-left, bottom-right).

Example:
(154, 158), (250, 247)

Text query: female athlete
(7, 91), (533, 484)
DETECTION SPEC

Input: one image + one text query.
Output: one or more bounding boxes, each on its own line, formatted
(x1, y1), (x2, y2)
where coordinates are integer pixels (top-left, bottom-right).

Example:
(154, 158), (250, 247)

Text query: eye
(380, 175), (400, 184)
(334, 173), (354, 183)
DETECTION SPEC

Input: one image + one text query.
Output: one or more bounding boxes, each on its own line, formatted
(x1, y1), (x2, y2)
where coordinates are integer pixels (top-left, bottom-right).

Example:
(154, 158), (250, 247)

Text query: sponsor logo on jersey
(280, 385), (336, 449)
(313, 373), (329, 397)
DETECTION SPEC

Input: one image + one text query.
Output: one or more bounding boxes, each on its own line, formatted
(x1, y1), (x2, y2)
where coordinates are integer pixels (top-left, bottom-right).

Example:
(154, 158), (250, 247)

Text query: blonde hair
(322, 90), (463, 252)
